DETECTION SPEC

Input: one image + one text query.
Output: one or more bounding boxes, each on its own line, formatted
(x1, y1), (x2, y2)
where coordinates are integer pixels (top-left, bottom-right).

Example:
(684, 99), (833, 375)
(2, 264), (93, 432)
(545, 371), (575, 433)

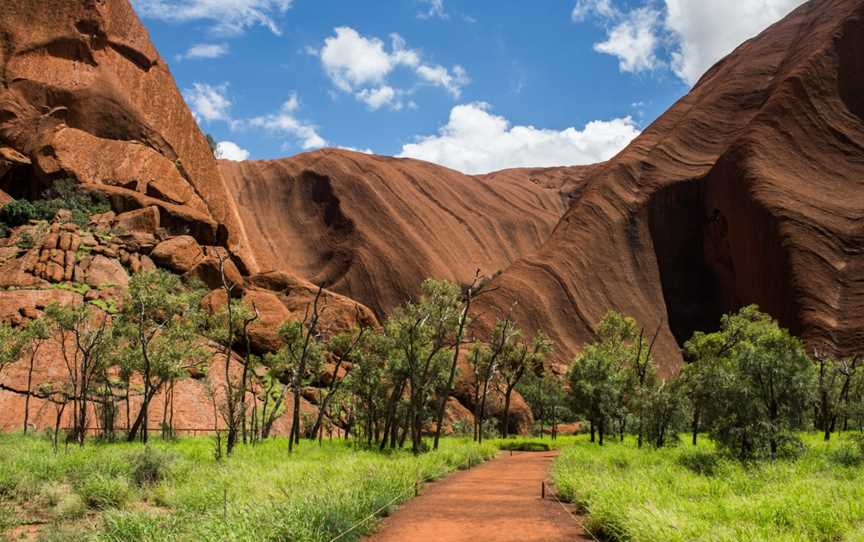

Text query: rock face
(476, 0), (864, 374)
(218, 150), (567, 316)
(0, 0), (253, 267)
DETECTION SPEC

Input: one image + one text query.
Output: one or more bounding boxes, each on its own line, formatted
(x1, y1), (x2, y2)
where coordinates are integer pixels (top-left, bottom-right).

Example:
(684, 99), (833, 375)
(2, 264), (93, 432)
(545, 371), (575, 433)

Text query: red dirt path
(364, 451), (592, 542)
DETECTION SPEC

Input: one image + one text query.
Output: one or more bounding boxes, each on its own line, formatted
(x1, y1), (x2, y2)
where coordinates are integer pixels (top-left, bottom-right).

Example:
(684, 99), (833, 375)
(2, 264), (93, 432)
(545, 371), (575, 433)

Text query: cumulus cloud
(183, 82), (232, 122)
(315, 27), (468, 109)
(247, 96), (327, 150)
(177, 43), (229, 61)
(574, 0), (806, 84)
(665, 0), (806, 84)
(594, 7), (662, 73)
(215, 141), (250, 161)
(133, 0), (293, 35)
(417, 0), (448, 20)
(398, 102), (640, 174)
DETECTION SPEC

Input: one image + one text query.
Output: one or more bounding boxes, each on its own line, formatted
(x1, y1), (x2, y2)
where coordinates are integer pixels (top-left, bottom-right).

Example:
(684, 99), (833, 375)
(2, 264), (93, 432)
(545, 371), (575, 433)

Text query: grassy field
(553, 433), (864, 542)
(0, 434), (496, 542)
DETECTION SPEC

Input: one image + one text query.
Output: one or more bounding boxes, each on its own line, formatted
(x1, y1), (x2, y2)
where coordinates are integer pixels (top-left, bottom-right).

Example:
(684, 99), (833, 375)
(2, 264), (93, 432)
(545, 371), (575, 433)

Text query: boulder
(150, 235), (204, 274)
(84, 255), (129, 289)
(114, 206), (160, 235)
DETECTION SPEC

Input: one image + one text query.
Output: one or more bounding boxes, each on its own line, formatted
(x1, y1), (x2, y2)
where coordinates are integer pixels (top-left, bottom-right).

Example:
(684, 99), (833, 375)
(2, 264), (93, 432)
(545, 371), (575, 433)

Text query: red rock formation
(0, 0), (253, 263)
(477, 0), (864, 374)
(219, 150), (567, 316)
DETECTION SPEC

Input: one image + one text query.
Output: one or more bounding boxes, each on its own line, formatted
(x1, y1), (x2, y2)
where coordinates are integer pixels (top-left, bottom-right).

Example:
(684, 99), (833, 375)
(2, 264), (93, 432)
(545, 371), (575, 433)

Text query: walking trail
(364, 451), (592, 542)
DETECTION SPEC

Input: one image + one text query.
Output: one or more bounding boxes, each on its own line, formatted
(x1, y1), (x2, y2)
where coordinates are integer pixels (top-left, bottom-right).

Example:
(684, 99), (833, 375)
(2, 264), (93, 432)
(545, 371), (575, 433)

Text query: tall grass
(553, 433), (864, 542)
(0, 434), (496, 541)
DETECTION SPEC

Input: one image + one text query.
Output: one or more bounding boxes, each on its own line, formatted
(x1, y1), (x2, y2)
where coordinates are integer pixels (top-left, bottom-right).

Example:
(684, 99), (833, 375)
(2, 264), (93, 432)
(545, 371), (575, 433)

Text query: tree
(46, 303), (114, 446)
(386, 279), (460, 453)
(307, 322), (367, 440)
(268, 287), (325, 453)
(813, 351), (861, 440)
(432, 271), (481, 450)
(686, 305), (815, 459)
(470, 315), (520, 444)
(20, 318), (50, 433)
(518, 368), (568, 439)
(498, 332), (551, 438)
(567, 311), (636, 446)
(117, 270), (208, 444)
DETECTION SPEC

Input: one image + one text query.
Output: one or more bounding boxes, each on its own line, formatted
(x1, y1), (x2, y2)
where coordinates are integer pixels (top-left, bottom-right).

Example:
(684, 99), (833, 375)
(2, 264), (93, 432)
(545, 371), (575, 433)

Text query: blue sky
(132, 0), (805, 173)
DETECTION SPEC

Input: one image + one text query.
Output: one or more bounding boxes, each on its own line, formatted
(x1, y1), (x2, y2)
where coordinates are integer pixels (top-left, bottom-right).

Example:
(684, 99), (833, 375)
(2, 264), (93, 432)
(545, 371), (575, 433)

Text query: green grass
(553, 433), (864, 542)
(0, 434), (496, 541)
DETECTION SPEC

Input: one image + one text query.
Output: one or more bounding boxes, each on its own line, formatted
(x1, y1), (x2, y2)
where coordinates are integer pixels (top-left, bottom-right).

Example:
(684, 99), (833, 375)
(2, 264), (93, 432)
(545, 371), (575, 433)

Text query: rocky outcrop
(0, 0), (254, 267)
(476, 0), (864, 374)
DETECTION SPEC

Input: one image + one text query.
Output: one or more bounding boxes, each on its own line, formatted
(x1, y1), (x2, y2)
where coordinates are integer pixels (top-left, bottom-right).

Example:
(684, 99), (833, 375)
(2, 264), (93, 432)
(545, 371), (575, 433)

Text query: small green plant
(77, 475), (130, 510)
(0, 199), (38, 227)
(55, 492), (87, 520)
(498, 440), (551, 452)
(677, 450), (721, 475)
(129, 447), (175, 487)
(52, 282), (92, 296)
(16, 230), (34, 249)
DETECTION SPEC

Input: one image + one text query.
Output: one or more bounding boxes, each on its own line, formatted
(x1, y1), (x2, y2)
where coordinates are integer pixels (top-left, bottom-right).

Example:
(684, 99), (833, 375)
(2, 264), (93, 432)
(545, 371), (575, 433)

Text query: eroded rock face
(0, 0), (253, 267)
(476, 0), (864, 374)
(218, 151), (568, 317)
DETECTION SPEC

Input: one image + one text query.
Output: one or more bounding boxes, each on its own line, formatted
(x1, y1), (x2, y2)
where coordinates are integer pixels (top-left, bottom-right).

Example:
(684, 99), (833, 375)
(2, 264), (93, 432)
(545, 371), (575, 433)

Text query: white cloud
(665, 0), (806, 84)
(418, 0), (448, 20)
(337, 146), (375, 154)
(356, 86), (401, 111)
(315, 27), (469, 109)
(593, 7), (662, 73)
(319, 28), (409, 92)
(183, 82), (232, 122)
(572, 0), (617, 21)
(398, 102), (640, 174)
(215, 141), (250, 161)
(573, 0), (806, 85)
(247, 97), (327, 150)
(133, 0), (293, 35)
(177, 43), (229, 60)
(416, 64), (469, 98)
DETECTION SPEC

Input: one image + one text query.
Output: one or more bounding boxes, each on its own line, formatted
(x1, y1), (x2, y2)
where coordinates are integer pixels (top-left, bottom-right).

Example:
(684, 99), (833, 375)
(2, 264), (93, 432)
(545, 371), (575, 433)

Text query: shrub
(77, 475), (130, 510)
(130, 447), (175, 487)
(498, 440), (551, 452)
(55, 492), (87, 520)
(677, 450), (721, 475)
(0, 199), (38, 227)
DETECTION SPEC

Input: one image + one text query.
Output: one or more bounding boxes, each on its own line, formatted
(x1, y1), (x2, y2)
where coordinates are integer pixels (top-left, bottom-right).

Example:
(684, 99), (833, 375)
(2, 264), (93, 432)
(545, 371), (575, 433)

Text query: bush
(0, 178), (111, 231)
(677, 450), (721, 475)
(130, 447), (175, 487)
(498, 440), (551, 452)
(77, 475), (130, 510)
(0, 199), (38, 227)
(55, 492), (87, 520)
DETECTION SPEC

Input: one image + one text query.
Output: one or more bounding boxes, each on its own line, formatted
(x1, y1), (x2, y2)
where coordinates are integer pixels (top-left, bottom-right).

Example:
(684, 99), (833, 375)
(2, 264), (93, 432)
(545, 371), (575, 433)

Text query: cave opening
(648, 164), (802, 349)
(648, 180), (727, 346)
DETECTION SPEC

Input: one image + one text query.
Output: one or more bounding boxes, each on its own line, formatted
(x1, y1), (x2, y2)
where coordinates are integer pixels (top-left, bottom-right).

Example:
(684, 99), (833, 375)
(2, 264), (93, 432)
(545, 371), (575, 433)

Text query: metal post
(541, 481), (545, 499)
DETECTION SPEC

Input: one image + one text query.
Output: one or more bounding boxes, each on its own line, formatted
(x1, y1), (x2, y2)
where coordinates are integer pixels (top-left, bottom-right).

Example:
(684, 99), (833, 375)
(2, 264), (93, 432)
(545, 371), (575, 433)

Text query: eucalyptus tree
(118, 270), (208, 444)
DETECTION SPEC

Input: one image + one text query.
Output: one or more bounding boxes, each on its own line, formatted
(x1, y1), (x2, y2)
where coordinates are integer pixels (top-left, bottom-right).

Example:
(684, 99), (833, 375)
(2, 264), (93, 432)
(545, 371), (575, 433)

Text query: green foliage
(683, 305), (815, 460)
(1, 179), (111, 230)
(77, 475), (131, 510)
(55, 492), (87, 520)
(129, 447), (175, 487)
(497, 440), (551, 451)
(16, 229), (34, 249)
(554, 434), (864, 542)
(0, 199), (38, 226)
